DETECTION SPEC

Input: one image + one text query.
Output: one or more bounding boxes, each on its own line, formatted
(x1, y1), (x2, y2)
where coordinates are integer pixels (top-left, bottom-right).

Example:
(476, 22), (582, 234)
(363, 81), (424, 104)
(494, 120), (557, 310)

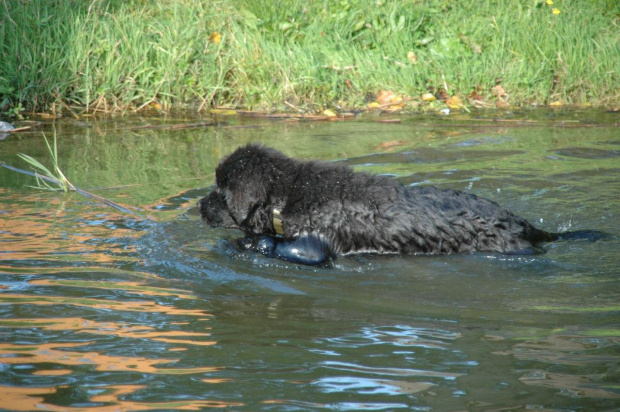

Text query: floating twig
(0, 122), (42, 133)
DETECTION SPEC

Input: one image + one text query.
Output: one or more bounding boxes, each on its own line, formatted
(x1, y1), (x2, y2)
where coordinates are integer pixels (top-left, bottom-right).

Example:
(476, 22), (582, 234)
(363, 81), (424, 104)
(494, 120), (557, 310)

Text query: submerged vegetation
(0, 0), (618, 115)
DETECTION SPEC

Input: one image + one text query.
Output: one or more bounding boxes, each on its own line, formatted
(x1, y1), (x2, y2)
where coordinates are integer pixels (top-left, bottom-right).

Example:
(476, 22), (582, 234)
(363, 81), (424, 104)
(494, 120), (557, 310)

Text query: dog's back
(200, 144), (603, 264)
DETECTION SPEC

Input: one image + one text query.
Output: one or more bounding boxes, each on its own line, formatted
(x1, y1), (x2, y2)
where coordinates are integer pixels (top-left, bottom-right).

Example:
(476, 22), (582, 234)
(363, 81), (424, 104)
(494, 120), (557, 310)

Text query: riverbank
(1, 0), (618, 117)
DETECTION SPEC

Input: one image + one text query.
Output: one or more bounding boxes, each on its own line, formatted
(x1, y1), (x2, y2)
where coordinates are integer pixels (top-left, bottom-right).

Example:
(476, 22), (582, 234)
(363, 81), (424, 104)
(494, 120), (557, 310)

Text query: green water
(0, 110), (618, 410)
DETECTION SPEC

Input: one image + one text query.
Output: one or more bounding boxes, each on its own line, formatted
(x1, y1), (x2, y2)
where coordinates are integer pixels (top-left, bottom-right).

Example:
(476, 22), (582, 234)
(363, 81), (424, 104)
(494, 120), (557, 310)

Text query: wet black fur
(199, 144), (558, 259)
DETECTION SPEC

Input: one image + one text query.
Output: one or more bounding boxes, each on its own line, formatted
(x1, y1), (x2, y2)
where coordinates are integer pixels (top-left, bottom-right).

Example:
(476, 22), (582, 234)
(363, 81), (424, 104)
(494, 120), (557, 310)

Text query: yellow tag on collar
(272, 208), (284, 235)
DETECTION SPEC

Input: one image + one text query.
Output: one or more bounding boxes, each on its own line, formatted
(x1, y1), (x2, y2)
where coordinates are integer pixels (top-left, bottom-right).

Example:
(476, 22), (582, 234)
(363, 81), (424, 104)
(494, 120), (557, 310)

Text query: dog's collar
(272, 208), (284, 235)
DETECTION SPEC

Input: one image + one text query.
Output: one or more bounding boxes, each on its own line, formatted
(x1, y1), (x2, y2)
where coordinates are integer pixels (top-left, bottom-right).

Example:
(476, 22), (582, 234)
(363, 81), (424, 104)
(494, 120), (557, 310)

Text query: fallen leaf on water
(322, 109), (337, 117)
(421, 93), (436, 102)
(549, 101), (563, 107)
(367, 101), (381, 109)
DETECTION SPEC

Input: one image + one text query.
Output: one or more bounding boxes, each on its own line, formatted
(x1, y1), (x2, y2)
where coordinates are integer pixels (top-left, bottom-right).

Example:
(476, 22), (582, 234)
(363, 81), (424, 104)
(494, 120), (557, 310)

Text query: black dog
(199, 144), (584, 265)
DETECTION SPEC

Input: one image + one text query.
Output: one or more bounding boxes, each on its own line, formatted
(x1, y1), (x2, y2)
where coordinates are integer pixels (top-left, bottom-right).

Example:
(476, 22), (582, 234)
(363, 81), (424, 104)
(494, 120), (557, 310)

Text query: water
(0, 110), (619, 410)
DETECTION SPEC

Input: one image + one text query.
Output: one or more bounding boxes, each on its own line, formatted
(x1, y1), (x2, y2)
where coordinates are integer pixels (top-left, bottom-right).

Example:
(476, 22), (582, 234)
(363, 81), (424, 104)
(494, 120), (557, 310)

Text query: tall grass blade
(16, 132), (70, 192)
(16, 153), (56, 181)
(3, 130), (137, 214)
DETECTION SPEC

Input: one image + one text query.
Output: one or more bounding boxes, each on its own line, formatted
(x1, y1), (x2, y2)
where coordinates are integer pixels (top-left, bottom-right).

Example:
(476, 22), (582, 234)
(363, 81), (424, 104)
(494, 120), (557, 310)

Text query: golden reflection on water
(30, 279), (197, 300)
(0, 190), (231, 408)
(0, 294), (210, 316)
(0, 384), (244, 411)
(32, 369), (73, 376)
(0, 192), (140, 263)
(0, 341), (220, 374)
(0, 265), (163, 280)
(0, 317), (216, 346)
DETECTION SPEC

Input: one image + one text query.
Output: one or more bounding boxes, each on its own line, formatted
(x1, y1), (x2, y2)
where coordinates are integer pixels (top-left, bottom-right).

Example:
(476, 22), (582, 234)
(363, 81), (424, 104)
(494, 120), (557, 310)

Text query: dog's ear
(215, 144), (279, 227)
(224, 178), (267, 226)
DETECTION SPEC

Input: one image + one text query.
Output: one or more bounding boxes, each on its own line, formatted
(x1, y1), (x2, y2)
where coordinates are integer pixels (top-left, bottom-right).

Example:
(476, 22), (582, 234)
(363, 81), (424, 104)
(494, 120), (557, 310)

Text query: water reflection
(1, 317), (215, 346)
(262, 399), (412, 410)
(0, 191), (140, 264)
(0, 114), (618, 410)
(0, 293), (210, 316)
(0, 341), (219, 373)
(320, 361), (463, 379)
(520, 371), (619, 399)
(0, 384), (244, 411)
(489, 328), (620, 399)
(314, 376), (435, 395)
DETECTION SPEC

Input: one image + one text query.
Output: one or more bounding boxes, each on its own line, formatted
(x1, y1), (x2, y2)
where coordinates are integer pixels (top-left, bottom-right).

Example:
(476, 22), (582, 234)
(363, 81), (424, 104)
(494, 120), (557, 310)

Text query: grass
(0, 0), (618, 115)
(16, 132), (75, 192)
(2, 131), (137, 215)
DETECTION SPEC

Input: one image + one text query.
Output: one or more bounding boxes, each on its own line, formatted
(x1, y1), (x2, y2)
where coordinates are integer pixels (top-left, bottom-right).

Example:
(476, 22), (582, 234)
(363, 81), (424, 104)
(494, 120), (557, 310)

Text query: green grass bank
(1, 0), (618, 116)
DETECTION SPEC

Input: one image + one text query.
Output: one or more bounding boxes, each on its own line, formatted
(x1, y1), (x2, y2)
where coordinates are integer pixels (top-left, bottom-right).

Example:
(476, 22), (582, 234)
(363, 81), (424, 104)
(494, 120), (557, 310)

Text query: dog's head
(198, 190), (237, 229)
(199, 144), (290, 234)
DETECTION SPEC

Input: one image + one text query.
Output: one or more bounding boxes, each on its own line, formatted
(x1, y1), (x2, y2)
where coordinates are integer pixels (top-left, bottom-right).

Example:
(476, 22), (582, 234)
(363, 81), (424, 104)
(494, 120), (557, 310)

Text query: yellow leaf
(210, 108), (237, 115)
(446, 96), (463, 109)
(406, 51), (417, 64)
(210, 32), (222, 44)
(549, 101), (563, 107)
(546, 0), (553, 5)
(377, 90), (398, 104)
(323, 109), (337, 117)
(421, 93), (436, 102)
(551, 8), (560, 14)
(367, 102), (381, 109)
